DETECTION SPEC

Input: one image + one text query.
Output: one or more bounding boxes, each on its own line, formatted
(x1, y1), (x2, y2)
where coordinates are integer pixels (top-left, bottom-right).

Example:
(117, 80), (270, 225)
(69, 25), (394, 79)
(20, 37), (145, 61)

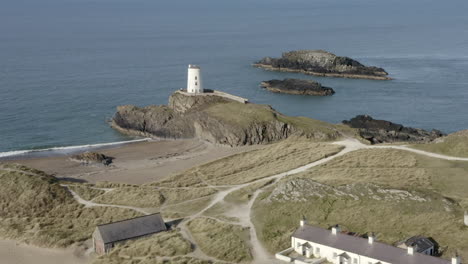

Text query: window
(333, 252), (337, 259)
(353, 258), (357, 264)
(195, 82), (198, 86)
(316, 247), (320, 254)
(195, 76), (197, 80)
(297, 242), (301, 249)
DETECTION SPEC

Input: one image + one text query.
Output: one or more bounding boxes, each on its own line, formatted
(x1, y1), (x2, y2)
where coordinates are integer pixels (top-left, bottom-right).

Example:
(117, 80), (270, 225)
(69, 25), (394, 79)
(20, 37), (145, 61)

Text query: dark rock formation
(71, 152), (114, 166)
(260, 79), (335, 96)
(342, 115), (445, 144)
(254, 50), (390, 80)
(111, 91), (341, 146)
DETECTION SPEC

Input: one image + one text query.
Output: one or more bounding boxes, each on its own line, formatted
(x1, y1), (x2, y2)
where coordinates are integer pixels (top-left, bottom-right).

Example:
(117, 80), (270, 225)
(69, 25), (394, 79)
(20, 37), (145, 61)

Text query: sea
(1, 0), (468, 156)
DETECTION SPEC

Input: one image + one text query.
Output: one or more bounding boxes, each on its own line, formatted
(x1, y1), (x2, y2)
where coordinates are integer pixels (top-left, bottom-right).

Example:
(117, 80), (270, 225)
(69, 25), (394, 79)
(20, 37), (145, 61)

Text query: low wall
(275, 247), (294, 262)
(176, 89), (248, 104)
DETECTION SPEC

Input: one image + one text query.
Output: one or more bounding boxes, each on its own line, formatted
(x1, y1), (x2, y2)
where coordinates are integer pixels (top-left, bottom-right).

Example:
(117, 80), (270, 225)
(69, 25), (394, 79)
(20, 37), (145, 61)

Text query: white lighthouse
(187, 64), (203, 94)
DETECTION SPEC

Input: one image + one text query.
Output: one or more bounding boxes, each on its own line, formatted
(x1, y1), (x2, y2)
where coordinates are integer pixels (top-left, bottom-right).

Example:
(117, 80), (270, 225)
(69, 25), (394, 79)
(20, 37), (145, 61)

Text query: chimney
(332, 225), (341, 235)
(300, 217), (307, 227)
(464, 211), (468, 226)
(368, 232), (375, 245)
(407, 246), (414, 256)
(452, 254), (461, 264)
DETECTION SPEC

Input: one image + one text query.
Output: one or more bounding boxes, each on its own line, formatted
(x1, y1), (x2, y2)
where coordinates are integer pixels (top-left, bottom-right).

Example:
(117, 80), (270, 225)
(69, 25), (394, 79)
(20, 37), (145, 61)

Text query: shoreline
(253, 64), (393, 80)
(2, 139), (262, 185)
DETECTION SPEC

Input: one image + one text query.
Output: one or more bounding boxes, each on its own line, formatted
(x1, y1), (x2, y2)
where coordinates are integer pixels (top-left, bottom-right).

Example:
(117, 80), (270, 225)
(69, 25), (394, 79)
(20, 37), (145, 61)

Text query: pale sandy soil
(0, 240), (90, 264)
(4, 139), (261, 184)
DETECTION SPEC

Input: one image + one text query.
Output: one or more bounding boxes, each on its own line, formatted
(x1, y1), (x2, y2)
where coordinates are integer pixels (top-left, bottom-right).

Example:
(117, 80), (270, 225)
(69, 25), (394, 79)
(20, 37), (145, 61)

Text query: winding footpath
(60, 138), (468, 264)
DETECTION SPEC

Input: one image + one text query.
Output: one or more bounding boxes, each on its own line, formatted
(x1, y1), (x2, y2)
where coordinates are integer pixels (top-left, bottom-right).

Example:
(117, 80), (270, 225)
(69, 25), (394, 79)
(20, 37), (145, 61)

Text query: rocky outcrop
(260, 79), (335, 96)
(71, 152), (114, 166)
(112, 91), (341, 146)
(254, 50), (390, 80)
(342, 115), (445, 144)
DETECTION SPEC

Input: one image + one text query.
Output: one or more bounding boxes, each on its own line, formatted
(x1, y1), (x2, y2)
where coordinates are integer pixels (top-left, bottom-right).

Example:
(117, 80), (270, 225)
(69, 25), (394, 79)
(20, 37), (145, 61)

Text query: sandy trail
(61, 185), (151, 215)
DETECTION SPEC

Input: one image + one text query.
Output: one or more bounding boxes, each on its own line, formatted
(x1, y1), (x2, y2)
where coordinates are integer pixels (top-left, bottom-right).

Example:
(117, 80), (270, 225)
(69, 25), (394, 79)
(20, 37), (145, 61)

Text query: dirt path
(61, 185), (151, 215)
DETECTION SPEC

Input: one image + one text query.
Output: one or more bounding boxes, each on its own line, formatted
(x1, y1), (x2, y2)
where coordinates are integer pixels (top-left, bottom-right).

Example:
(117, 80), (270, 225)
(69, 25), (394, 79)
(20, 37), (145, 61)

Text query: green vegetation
(153, 139), (344, 187)
(187, 217), (252, 262)
(92, 230), (192, 264)
(0, 164), (141, 247)
(224, 179), (274, 204)
(412, 130), (468, 157)
(252, 148), (468, 259)
(69, 185), (105, 200)
(94, 256), (217, 264)
(162, 196), (214, 219)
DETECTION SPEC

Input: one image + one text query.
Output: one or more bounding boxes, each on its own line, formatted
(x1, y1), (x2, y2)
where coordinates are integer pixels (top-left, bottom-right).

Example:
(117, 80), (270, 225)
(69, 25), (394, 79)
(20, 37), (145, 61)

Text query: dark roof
(292, 224), (450, 264)
(405, 236), (435, 252)
(96, 213), (166, 244)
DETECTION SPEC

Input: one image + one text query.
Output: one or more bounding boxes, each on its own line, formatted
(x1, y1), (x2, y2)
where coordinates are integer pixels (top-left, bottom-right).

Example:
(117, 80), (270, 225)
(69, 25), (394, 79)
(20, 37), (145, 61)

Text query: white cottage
(276, 219), (461, 264)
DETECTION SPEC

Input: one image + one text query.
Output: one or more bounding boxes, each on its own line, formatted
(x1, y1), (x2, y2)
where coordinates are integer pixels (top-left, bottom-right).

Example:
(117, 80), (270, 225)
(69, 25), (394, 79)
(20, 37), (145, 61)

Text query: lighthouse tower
(187, 64), (203, 94)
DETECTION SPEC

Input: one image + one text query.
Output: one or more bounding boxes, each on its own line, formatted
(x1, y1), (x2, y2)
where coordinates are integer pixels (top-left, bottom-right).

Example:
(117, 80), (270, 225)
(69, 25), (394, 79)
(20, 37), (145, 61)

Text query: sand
(0, 240), (90, 264)
(2, 139), (260, 185)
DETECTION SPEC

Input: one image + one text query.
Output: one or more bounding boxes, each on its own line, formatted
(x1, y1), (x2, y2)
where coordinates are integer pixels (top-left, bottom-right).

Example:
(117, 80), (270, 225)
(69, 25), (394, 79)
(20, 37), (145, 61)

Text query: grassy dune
(0, 164), (141, 247)
(69, 185), (105, 200)
(187, 217), (252, 263)
(153, 139), (344, 187)
(412, 130), (468, 158)
(253, 148), (468, 259)
(92, 230), (192, 264)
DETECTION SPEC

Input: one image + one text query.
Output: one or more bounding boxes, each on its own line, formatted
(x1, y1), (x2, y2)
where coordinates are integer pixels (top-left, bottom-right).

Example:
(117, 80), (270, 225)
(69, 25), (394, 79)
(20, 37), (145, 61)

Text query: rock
(254, 50), (390, 80)
(71, 152), (114, 166)
(342, 115), (445, 144)
(111, 91), (341, 146)
(260, 79), (335, 96)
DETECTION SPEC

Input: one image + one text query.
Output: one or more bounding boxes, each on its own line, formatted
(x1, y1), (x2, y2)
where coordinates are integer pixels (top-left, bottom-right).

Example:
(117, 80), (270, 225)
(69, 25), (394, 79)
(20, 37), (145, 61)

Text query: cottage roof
(292, 224), (450, 264)
(96, 213), (166, 244)
(404, 235), (435, 252)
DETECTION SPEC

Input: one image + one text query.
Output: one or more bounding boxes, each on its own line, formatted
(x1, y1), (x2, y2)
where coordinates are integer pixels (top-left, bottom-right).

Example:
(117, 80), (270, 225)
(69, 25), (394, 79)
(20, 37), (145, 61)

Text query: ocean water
(1, 0), (468, 153)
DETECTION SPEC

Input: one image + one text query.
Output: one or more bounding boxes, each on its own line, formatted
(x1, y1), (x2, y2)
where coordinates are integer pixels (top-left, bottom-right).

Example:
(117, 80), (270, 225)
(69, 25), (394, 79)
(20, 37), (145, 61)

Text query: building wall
(93, 228), (106, 255)
(292, 236), (391, 264)
(187, 67), (203, 94)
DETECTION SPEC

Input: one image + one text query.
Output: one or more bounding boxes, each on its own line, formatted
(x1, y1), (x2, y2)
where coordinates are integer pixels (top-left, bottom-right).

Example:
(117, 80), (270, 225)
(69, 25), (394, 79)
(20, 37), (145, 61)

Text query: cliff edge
(112, 91), (343, 146)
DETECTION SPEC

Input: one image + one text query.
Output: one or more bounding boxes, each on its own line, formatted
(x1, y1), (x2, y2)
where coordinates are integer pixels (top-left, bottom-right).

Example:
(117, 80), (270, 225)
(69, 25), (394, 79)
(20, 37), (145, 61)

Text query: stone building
(93, 213), (167, 255)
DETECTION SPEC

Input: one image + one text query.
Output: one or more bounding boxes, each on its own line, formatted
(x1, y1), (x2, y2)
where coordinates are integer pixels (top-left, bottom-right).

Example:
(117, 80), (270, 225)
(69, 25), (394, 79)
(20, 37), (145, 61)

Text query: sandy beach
(2, 139), (260, 185)
(0, 240), (89, 264)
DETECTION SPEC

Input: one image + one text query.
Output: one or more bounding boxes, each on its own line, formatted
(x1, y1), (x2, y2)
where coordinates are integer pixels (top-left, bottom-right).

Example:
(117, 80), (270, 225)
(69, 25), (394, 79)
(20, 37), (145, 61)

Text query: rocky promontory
(112, 91), (342, 146)
(71, 152), (114, 166)
(260, 79), (335, 96)
(343, 115), (445, 144)
(254, 50), (390, 80)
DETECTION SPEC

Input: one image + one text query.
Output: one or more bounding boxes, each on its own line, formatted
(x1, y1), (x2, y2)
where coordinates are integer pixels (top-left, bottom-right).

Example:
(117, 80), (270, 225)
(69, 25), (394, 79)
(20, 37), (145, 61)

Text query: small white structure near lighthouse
(187, 64), (203, 94)
(464, 211), (468, 226)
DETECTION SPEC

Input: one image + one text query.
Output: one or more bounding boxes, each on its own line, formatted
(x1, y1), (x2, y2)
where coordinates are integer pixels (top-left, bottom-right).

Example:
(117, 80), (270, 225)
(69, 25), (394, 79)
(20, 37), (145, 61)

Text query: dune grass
(224, 179), (275, 204)
(0, 164), (142, 247)
(411, 130), (468, 158)
(69, 185), (105, 200)
(92, 230), (192, 264)
(153, 139), (344, 187)
(187, 217), (252, 263)
(92, 186), (217, 208)
(252, 148), (468, 259)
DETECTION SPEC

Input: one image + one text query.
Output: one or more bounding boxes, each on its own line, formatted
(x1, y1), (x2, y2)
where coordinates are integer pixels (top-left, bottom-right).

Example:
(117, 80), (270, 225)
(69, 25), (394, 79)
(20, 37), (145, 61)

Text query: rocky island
(254, 50), (390, 80)
(111, 90), (344, 146)
(343, 115), (445, 144)
(260, 78), (335, 96)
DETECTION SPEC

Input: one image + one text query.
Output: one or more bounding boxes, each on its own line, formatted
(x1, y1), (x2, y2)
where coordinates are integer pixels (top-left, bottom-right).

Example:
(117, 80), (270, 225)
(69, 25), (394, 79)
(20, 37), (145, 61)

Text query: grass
(93, 256), (217, 264)
(92, 186), (217, 208)
(187, 217), (252, 262)
(69, 185), (105, 200)
(224, 179), (275, 204)
(162, 196), (214, 219)
(251, 148), (468, 260)
(0, 164), (142, 247)
(153, 139), (344, 187)
(412, 130), (468, 157)
(92, 230), (192, 264)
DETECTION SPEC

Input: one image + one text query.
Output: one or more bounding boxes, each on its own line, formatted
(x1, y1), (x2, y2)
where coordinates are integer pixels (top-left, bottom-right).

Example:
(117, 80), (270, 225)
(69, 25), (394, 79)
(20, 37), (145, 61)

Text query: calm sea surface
(1, 0), (468, 152)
